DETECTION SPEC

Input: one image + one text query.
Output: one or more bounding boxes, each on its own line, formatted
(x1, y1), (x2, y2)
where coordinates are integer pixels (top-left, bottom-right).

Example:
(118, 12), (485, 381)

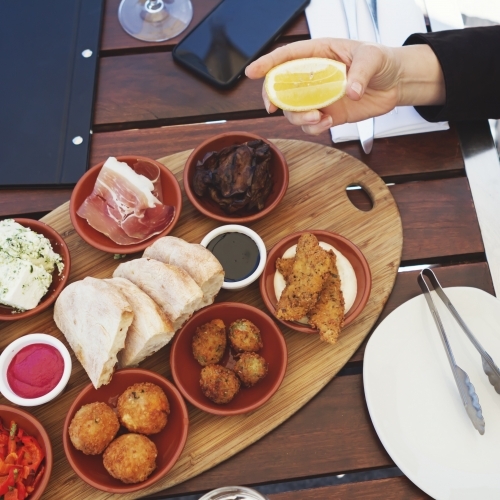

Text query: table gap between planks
(0, 1), (493, 498)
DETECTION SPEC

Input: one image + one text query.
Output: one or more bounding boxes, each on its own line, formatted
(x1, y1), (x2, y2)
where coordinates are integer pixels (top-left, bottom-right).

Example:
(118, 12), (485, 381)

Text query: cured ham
(77, 157), (175, 245)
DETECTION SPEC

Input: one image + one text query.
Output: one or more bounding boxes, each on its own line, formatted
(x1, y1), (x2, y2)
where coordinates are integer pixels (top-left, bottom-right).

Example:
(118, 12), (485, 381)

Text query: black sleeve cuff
(404, 27), (500, 122)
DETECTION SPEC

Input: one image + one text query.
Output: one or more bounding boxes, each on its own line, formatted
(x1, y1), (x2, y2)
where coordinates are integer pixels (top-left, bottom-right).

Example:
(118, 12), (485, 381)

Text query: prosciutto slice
(77, 157), (175, 245)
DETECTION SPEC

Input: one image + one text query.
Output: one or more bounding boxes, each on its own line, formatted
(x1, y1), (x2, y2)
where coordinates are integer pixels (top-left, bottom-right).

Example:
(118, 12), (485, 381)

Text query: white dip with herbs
(0, 220), (64, 311)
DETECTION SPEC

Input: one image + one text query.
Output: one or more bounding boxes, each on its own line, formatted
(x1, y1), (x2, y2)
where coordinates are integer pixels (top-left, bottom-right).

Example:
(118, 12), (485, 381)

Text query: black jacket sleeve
(404, 26), (500, 122)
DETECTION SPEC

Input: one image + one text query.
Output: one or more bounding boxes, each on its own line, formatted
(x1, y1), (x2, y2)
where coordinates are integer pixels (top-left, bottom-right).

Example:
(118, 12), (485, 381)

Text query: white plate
(364, 287), (500, 500)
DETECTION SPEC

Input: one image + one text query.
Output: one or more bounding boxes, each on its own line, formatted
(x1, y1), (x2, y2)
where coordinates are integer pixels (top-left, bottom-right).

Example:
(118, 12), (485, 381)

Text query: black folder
(0, 0), (104, 187)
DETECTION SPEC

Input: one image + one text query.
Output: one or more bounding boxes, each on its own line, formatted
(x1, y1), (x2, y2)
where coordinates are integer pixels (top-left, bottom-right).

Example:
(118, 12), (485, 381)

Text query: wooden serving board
(0, 140), (402, 499)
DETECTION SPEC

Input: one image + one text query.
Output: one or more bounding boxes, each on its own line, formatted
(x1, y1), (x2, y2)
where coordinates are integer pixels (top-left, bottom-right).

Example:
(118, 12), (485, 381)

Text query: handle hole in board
(346, 184), (373, 212)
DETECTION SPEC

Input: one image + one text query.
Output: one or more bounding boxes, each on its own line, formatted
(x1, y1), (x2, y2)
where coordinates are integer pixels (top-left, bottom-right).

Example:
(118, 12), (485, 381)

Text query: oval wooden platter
(0, 140), (402, 499)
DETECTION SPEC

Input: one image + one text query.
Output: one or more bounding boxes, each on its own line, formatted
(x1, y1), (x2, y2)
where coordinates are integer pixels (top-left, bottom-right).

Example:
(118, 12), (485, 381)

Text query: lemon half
(264, 58), (346, 112)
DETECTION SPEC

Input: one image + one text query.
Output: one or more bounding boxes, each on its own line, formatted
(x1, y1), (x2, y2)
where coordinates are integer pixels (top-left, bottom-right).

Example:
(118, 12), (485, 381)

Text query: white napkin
(304, 0), (449, 143)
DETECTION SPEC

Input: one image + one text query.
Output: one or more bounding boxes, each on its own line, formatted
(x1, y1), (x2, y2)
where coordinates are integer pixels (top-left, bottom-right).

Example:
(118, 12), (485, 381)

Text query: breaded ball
(192, 318), (227, 366)
(68, 402), (120, 455)
(234, 353), (269, 387)
(200, 364), (240, 404)
(117, 382), (170, 435)
(228, 319), (263, 352)
(103, 433), (157, 484)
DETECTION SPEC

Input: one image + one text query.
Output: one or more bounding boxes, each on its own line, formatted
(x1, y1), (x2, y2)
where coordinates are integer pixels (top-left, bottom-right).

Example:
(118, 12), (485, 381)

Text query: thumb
(345, 45), (383, 101)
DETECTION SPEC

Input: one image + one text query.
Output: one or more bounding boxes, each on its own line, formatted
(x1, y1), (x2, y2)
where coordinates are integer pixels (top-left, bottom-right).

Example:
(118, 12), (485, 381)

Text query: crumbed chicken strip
(275, 257), (294, 282)
(308, 250), (345, 344)
(276, 233), (331, 321)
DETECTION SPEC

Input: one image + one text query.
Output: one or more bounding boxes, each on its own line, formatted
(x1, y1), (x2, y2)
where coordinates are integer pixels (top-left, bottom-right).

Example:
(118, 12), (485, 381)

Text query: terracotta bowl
(0, 404), (53, 500)
(259, 230), (372, 334)
(70, 156), (182, 254)
(63, 369), (189, 494)
(183, 132), (289, 223)
(170, 302), (287, 416)
(0, 219), (71, 321)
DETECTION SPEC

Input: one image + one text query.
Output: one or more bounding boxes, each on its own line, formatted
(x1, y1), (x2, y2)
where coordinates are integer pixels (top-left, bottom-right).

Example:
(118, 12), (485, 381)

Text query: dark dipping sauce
(7, 343), (64, 399)
(207, 232), (260, 282)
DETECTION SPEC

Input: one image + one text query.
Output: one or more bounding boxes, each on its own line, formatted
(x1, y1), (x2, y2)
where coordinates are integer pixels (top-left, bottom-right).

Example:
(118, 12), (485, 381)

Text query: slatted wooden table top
(0, 2), (494, 499)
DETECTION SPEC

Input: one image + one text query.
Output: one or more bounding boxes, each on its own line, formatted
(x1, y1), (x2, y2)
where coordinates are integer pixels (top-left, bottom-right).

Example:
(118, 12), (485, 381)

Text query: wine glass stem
(145, 0), (164, 12)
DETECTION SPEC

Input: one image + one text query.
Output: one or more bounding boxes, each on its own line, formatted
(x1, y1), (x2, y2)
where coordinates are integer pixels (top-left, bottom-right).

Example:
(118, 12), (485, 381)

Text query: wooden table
(0, 2), (495, 499)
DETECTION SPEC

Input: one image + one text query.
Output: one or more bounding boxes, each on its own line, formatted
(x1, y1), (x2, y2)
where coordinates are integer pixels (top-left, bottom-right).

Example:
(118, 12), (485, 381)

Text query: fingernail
(350, 81), (363, 96)
(303, 110), (322, 123)
(321, 115), (333, 128)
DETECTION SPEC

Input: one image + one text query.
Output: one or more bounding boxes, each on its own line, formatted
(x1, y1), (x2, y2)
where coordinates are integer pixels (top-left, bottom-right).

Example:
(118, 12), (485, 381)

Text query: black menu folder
(0, 0), (104, 187)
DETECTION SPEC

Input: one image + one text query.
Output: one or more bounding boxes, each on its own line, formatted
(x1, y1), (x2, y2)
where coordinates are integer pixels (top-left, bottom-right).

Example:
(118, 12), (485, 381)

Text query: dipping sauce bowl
(0, 333), (72, 406)
(200, 225), (266, 290)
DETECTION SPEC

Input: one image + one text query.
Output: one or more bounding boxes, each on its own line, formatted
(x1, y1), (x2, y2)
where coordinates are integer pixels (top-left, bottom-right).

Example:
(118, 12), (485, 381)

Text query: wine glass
(118, 0), (193, 42)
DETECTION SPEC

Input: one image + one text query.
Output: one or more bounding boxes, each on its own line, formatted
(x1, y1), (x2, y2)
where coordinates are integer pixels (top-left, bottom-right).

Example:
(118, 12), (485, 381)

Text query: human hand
(245, 38), (406, 135)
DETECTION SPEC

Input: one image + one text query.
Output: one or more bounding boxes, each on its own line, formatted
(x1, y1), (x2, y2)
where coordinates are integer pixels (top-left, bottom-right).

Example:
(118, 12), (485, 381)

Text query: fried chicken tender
(103, 433), (157, 484)
(200, 364), (240, 404)
(275, 257), (294, 281)
(308, 251), (345, 344)
(228, 319), (263, 352)
(192, 318), (227, 366)
(234, 353), (268, 387)
(117, 382), (170, 435)
(69, 402), (120, 455)
(276, 233), (332, 321)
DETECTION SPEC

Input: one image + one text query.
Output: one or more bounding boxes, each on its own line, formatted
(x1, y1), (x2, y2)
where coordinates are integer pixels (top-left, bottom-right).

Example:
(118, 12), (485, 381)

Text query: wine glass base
(118, 0), (193, 42)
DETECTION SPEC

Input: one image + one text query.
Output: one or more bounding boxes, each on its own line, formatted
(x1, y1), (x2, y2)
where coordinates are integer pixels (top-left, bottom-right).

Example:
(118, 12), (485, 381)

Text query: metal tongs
(418, 268), (500, 435)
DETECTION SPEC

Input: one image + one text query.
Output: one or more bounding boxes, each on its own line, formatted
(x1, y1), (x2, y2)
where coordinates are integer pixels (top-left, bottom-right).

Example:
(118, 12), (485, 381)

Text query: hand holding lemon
(245, 38), (445, 136)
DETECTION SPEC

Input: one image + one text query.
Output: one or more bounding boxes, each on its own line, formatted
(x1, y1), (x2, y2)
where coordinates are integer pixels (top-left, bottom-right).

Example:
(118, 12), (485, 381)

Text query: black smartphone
(172, 0), (311, 89)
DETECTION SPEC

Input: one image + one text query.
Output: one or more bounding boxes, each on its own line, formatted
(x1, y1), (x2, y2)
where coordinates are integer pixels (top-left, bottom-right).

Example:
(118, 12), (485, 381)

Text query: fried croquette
(234, 353), (268, 387)
(192, 318), (227, 366)
(228, 319), (263, 352)
(308, 251), (345, 345)
(117, 382), (170, 435)
(103, 433), (157, 484)
(68, 402), (120, 455)
(200, 364), (240, 404)
(276, 233), (332, 321)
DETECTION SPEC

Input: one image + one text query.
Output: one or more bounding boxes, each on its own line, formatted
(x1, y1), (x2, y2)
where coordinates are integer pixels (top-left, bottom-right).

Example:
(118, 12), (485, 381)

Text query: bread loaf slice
(143, 236), (224, 307)
(105, 277), (175, 367)
(53, 277), (133, 388)
(113, 258), (203, 331)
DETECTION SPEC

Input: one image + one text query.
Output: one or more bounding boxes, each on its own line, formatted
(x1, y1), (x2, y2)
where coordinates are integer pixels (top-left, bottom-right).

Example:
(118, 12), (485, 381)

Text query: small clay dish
(0, 333), (72, 406)
(70, 156), (182, 254)
(259, 230), (372, 334)
(183, 131), (289, 223)
(200, 224), (267, 291)
(0, 218), (71, 322)
(170, 302), (287, 416)
(0, 404), (53, 500)
(63, 368), (189, 494)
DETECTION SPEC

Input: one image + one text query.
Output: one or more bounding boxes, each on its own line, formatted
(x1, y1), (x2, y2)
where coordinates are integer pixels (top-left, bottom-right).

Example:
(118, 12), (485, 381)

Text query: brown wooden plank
(90, 118), (464, 182)
(394, 177), (483, 262)
(150, 374), (392, 497)
(0, 189), (72, 219)
(94, 52), (268, 128)
(350, 261), (494, 362)
(101, 0), (309, 53)
(345, 177), (484, 263)
(267, 477), (431, 500)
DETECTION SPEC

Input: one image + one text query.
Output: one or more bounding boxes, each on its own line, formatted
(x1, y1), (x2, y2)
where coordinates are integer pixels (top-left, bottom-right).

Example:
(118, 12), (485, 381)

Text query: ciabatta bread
(53, 277), (133, 388)
(105, 277), (175, 367)
(113, 258), (203, 331)
(143, 236), (224, 307)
